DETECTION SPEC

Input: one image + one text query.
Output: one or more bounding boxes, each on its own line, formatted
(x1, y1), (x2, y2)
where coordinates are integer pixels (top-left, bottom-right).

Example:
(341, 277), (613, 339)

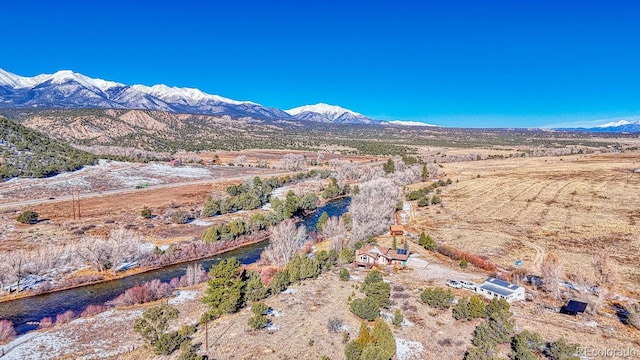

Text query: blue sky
(2, 0), (639, 128)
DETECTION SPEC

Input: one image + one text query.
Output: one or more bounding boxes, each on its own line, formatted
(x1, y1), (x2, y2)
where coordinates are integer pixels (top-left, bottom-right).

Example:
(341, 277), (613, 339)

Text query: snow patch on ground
(1, 309), (143, 359)
(169, 290), (197, 305)
(401, 317), (414, 327)
(190, 219), (213, 226)
(395, 338), (425, 360)
(282, 288), (297, 294)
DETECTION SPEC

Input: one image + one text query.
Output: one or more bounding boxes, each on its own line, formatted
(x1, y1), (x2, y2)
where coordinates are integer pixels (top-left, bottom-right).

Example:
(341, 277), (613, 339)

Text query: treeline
(201, 251), (338, 321)
(202, 190), (319, 243)
(406, 178), (452, 206)
(0, 117), (98, 179)
(202, 172), (324, 217)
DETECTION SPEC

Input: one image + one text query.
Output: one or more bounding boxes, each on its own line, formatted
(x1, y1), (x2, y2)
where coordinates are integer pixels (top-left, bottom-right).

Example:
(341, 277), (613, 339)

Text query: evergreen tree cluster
(452, 295), (486, 321)
(133, 304), (194, 356)
(202, 252), (338, 321)
(406, 178), (452, 206)
(322, 177), (352, 199)
(418, 232), (437, 250)
(350, 270), (391, 321)
(201, 259), (269, 321)
(345, 319), (396, 360)
(420, 287), (454, 309)
(0, 117), (98, 179)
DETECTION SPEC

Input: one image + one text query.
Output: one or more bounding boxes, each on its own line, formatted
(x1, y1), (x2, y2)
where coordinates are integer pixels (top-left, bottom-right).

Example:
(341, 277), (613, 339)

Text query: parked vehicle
(446, 280), (463, 289)
(459, 280), (476, 290)
(524, 275), (543, 287)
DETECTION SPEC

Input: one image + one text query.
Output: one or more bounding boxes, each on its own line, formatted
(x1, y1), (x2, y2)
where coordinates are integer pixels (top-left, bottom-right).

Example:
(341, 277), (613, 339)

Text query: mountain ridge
(0, 68), (380, 125)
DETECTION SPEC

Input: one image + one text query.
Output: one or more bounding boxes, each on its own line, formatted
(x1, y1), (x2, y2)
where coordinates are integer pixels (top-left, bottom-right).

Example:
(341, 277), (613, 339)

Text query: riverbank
(0, 234), (269, 305)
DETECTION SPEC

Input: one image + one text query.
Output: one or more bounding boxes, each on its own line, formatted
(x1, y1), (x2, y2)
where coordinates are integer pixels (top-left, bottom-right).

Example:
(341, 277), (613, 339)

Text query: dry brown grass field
(407, 152), (640, 295)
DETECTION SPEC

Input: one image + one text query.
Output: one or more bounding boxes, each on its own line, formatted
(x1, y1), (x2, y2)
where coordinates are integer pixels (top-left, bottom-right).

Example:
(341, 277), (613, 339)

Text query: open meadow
(408, 152), (640, 295)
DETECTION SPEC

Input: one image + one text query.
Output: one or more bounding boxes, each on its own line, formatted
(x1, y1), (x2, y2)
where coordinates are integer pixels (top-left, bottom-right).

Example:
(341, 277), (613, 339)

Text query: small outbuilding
(390, 225), (404, 236)
(560, 300), (588, 316)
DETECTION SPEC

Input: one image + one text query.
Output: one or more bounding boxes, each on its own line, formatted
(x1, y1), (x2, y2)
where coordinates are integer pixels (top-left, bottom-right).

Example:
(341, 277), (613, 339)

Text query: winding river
(0, 197), (351, 335)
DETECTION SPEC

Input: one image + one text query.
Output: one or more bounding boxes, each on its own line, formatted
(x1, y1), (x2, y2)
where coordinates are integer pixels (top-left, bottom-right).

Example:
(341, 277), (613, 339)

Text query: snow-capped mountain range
(0, 68), (420, 126)
(555, 119), (640, 133)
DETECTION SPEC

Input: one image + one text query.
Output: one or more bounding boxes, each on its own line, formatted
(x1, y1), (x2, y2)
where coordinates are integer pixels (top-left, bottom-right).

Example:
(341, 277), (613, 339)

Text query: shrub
(437, 244), (497, 272)
(269, 271), (290, 294)
(0, 319), (16, 343)
(510, 330), (544, 360)
(453, 297), (472, 320)
(39, 317), (54, 329)
(460, 258), (469, 268)
(170, 210), (192, 224)
(418, 232), (436, 250)
(141, 206), (153, 219)
(417, 197), (430, 207)
(339, 268), (350, 281)
(111, 279), (173, 306)
(251, 301), (269, 316)
(81, 304), (111, 317)
(362, 277), (391, 309)
(350, 297), (380, 321)
(339, 247), (355, 264)
(469, 295), (487, 319)
(16, 210), (38, 224)
(392, 309), (404, 327)
(430, 195), (442, 204)
(420, 287), (454, 309)
(55, 310), (76, 324)
(248, 314), (268, 330)
(134, 304), (184, 355)
(344, 340), (363, 360)
(178, 338), (206, 360)
(327, 316), (344, 333)
(342, 330), (350, 344)
(547, 338), (579, 360)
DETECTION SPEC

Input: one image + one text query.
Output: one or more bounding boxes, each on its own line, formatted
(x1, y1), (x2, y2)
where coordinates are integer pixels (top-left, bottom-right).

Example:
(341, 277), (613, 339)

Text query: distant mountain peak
(596, 119), (639, 128)
(388, 120), (439, 127)
(285, 103), (364, 120)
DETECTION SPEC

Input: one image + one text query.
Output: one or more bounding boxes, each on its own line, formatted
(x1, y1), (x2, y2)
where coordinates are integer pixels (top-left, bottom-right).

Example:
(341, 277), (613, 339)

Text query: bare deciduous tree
(235, 155), (247, 167)
(77, 236), (111, 272)
(263, 220), (307, 267)
(426, 163), (439, 179)
(392, 165), (422, 186)
(349, 177), (400, 242)
(280, 154), (306, 171)
(592, 252), (619, 293)
(322, 216), (348, 251)
(179, 263), (208, 287)
(77, 228), (148, 274)
(541, 252), (563, 299)
(107, 228), (146, 275)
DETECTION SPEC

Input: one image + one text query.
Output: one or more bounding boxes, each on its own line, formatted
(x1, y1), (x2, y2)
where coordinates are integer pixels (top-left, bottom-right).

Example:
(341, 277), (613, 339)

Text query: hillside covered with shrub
(0, 117), (97, 179)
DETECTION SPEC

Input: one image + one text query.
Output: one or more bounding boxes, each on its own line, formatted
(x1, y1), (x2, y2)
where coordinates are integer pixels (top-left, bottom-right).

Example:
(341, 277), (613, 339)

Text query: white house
(476, 277), (525, 303)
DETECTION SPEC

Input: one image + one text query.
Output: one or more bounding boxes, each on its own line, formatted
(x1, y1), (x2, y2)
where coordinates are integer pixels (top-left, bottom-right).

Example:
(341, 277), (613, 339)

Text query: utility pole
(71, 190), (76, 220)
(71, 190), (81, 220)
(205, 317), (208, 349)
(76, 190), (81, 220)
